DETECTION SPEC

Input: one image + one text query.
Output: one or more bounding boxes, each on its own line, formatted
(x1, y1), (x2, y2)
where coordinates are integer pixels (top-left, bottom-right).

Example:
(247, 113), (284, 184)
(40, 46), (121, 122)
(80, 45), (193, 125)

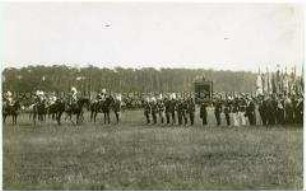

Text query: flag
(271, 72), (277, 94)
(255, 67), (263, 96)
(283, 67), (289, 94)
(275, 65), (281, 94)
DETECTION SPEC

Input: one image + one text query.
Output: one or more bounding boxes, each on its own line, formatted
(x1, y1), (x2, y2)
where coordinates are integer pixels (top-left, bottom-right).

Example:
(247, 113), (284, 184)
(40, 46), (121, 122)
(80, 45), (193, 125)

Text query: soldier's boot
(152, 114), (157, 124)
(190, 114), (194, 126)
(225, 114), (230, 126)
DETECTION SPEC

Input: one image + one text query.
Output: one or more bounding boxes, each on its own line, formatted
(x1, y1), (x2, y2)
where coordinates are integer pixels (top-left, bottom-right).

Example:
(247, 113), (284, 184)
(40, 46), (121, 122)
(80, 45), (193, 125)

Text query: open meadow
(3, 108), (303, 190)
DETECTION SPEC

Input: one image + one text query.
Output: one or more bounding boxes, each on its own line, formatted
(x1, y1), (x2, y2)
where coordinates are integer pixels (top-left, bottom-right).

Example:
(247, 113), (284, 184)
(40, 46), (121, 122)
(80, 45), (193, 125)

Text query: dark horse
(64, 97), (90, 125)
(3, 100), (21, 125)
(90, 95), (121, 124)
(33, 100), (47, 125)
(90, 96), (114, 124)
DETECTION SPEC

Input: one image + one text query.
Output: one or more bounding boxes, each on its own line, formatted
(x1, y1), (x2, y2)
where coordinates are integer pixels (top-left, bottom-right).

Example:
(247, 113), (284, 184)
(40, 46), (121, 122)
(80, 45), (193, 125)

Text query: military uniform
(200, 100), (208, 126)
(187, 98), (195, 126)
(238, 98), (247, 126)
(143, 101), (151, 124)
(246, 98), (256, 125)
(232, 98), (240, 126)
(223, 99), (231, 126)
(151, 100), (158, 124)
(157, 99), (165, 124)
(168, 99), (177, 125)
(214, 98), (223, 126)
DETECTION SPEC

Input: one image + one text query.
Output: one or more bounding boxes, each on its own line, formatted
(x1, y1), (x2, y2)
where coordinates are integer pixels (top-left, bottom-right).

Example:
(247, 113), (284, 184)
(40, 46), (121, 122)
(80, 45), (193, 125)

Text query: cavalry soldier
(157, 94), (165, 124)
(49, 92), (57, 105)
(3, 91), (14, 106)
(150, 97), (158, 124)
(36, 90), (46, 103)
(143, 97), (151, 124)
(187, 97), (196, 126)
(200, 98), (209, 126)
(70, 87), (79, 103)
(97, 88), (107, 102)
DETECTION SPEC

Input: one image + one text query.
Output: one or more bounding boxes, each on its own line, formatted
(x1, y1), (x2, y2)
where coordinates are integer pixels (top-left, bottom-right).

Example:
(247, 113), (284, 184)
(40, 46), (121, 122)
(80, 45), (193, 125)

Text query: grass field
(3, 108), (303, 190)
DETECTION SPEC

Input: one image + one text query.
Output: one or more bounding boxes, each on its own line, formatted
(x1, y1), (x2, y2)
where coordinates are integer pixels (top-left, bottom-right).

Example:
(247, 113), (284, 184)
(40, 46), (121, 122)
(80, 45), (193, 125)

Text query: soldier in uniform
(295, 94), (303, 124)
(150, 97), (158, 124)
(214, 94), (223, 126)
(177, 97), (184, 125)
(3, 91), (14, 106)
(157, 95), (165, 124)
(164, 96), (171, 124)
(276, 94), (285, 125)
(169, 93), (177, 125)
(238, 94), (247, 126)
(200, 98), (209, 126)
(246, 97), (256, 125)
(223, 95), (232, 126)
(232, 94), (240, 126)
(143, 97), (151, 124)
(258, 95), (267, 125)
(187, 97), (196, 126)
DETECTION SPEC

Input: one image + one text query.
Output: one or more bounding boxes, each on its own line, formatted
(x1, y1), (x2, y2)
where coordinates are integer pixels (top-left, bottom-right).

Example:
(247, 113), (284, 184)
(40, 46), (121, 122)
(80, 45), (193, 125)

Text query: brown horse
(3, 100), (21, 125)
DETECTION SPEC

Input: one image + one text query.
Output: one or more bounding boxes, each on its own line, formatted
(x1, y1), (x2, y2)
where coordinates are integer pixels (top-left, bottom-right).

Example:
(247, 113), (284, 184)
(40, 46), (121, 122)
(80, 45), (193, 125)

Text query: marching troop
(2, 87), (304, 127)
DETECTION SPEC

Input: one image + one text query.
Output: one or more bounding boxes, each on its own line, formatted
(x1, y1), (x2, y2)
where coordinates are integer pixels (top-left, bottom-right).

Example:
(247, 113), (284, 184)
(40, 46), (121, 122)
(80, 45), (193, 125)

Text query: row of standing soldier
(143, 94), (196, 126)
(144, 93), (303, 126)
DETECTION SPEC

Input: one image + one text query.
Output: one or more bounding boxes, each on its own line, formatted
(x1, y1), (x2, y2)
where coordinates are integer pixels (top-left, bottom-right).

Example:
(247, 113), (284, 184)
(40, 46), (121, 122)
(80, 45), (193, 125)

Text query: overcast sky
(1, 2), (304, 73)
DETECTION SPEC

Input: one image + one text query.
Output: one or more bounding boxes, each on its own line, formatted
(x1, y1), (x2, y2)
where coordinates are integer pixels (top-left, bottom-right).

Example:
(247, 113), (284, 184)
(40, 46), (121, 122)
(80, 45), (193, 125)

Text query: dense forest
(2, 65), (257, 94)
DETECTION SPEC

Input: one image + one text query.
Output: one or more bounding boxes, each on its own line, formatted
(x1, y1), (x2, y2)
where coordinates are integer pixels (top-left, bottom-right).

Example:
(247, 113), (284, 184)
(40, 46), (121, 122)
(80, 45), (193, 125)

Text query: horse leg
(15, 115), (18, 125)
(3, 114), (6, 124)
(103, 112), (106, 124)
(115, 112), (120, 124)
(93, 112), (97, 123)
(107, 111), (110, 124)
(33, 112), (36, 126)
(56, 112), (61, 125)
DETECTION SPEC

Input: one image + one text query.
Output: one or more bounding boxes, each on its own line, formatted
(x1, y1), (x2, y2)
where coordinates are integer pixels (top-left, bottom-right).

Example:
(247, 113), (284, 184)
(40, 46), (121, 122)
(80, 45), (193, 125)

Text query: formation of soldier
(143, 93), (196, 126)
(2, 89), (304, 127)
(143, 92), (303, 127)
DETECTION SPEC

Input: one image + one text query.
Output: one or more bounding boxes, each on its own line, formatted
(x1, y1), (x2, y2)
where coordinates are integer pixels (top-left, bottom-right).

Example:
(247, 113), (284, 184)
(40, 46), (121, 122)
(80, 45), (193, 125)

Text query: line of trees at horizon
(2, 65), (259, 95)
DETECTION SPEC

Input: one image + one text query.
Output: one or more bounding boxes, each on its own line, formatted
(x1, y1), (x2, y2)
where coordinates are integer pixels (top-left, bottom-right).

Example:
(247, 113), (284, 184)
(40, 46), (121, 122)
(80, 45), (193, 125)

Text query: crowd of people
(2, 88), (304, 127)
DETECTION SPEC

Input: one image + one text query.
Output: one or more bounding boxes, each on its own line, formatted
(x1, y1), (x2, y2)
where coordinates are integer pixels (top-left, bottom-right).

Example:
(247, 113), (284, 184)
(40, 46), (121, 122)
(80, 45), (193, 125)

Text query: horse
(111, 96), (122, 124)
(90, 95), (115, 124)
(64, 97), (90, 125)
(3, 100), (21, 125)
(33, 100), (47, 125)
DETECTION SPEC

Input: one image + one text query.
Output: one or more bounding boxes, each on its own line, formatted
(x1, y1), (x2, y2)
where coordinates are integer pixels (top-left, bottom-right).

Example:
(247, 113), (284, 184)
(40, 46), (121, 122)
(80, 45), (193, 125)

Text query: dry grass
(3, 109), (303, 190)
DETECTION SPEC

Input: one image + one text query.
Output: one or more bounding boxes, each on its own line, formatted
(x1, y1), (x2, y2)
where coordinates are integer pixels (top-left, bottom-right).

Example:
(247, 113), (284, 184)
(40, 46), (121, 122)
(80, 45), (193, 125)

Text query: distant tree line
(2, 65), (257, 94)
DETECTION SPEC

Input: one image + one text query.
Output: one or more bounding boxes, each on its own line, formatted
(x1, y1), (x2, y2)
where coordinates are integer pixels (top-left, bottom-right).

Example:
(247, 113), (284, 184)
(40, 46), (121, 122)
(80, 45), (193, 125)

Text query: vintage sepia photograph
(1, 2), (304, 190)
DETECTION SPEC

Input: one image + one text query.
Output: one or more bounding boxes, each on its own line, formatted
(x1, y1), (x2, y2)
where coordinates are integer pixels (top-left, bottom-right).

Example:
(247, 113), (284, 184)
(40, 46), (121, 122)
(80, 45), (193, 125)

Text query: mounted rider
(48, 92), (57, 105)
(35, 90), (46, 104)
(68, 87), (80, 110)
(97, 88), (107, 102)
(3, 91), (15, 106)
